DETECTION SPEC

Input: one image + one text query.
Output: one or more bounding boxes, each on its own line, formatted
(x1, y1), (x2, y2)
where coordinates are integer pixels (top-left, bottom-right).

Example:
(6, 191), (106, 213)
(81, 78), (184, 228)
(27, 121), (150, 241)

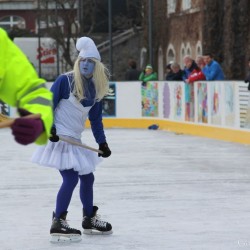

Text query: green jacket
(139, 71), (158, 82)
(0, 28), (53, 145)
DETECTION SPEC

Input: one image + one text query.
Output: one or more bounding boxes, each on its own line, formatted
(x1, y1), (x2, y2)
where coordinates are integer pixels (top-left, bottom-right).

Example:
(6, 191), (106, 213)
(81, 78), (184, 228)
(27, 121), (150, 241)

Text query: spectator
(183, 55), (205, 83)
(0, 27), (53, 145)
(139, 64), (158, 82)
(165, 63), (172, 79)
(165, 61), (174, 79)
(166, 62), (184, 81)
(182, 55), (205, 121)
(202, 52), (225, 80)
(244, 57), (250, 90)
(196, 56), (206, 70)
(125, 59), (140, 80)
(183, 56), (198, 80)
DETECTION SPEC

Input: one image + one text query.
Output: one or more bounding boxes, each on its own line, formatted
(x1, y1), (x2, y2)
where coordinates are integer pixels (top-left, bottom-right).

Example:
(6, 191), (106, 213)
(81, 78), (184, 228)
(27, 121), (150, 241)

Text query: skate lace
(60, 219), (74, 229)
(92, 215), (107, 228)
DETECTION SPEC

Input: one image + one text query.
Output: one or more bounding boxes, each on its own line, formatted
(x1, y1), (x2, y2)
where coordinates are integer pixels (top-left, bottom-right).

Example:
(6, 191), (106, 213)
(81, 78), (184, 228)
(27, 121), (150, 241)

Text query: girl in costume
(32, 37), (112, 242)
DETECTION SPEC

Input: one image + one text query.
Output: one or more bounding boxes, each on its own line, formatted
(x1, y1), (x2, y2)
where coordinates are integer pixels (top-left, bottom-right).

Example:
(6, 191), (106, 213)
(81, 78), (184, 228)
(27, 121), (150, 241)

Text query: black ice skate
(50, 211), (82, 243)
(82, 206), (113, 235)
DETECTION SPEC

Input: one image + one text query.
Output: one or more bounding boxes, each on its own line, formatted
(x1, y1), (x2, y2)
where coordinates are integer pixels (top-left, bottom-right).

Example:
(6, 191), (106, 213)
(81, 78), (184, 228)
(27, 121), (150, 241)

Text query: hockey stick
(0, 113), (103, 154)
(58, 136), (103, 154)
(0, 113), (41, 128)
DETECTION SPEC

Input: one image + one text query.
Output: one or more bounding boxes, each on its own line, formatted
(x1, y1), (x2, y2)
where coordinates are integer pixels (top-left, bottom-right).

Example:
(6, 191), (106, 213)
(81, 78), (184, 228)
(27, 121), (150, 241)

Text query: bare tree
(81, 0), (97, 35)
(38, 0), (79, 69)
(37, 0), (143, 77)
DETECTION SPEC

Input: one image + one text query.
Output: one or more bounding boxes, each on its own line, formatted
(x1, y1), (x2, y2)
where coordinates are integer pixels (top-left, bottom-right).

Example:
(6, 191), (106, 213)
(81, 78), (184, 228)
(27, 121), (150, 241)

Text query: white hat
(76, 37), (101, 61)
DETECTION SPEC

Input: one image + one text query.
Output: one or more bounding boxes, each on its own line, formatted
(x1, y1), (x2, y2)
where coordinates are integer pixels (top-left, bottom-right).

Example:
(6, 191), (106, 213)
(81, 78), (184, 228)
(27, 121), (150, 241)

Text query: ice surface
(1, 128), (250, 250)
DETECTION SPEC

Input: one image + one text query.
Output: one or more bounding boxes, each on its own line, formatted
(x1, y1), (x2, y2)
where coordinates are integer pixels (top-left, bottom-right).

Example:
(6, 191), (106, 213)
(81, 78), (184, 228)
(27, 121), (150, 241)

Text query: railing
(97, 27), (141, 53)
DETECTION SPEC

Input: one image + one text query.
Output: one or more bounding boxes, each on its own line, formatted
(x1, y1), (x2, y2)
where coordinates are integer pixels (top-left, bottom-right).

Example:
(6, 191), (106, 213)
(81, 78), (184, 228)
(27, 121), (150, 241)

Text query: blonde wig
(72, 57), (110, 101)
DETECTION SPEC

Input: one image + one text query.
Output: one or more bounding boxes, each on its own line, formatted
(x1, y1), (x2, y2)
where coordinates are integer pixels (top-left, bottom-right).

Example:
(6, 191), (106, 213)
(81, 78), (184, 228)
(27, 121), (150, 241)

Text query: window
(0, 16), (26, 31)
(186, 42), (191, 56)
(182, 0), (191, 10)
(37, 15), (64, 29)
(167, 0), (176, 14)
(180, 43), (186, 67)
(167, 49), (175, 63)
(166, 44), (176, 64)
(196, 41), (202, 56)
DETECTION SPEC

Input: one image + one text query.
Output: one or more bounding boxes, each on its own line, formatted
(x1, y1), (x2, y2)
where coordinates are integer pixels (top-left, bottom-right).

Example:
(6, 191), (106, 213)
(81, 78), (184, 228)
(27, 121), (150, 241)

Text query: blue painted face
(79, 58), (96, 78)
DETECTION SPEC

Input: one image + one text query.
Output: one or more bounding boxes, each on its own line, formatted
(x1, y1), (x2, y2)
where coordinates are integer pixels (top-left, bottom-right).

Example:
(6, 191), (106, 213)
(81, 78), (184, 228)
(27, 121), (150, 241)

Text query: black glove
(49, 127), (59, 142)
(98, 142), (111, 158)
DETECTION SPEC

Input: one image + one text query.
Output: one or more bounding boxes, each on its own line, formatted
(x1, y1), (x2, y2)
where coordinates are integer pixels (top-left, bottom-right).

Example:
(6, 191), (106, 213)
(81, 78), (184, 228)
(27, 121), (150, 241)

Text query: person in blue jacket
(32, 37), (112, 242)
(202, 52), (225, 80)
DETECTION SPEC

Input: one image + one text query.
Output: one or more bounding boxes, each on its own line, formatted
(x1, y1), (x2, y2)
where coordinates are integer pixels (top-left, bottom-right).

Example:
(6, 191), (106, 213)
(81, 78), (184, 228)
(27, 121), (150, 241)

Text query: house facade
(143, 0), (250, 80)
(0, 0), (37, 32)
(155, 0), (204, 80)
(1, 0), (249, 81)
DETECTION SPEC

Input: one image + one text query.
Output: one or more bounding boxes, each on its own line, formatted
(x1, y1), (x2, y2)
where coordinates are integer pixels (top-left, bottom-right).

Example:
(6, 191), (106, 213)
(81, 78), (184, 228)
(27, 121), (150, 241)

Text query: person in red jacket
(182, 55), (206, 121)
(185, 56), (206, 83)
(186, 66), (206, 83)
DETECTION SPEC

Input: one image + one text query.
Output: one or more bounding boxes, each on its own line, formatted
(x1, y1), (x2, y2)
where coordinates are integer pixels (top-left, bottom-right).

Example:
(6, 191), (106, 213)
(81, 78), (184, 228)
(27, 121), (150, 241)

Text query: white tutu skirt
(31, 136), (102, 175)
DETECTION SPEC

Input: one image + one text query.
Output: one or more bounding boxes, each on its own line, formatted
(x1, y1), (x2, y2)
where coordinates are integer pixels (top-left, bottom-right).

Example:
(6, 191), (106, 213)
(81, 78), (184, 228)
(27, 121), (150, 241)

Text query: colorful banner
(210, 82), (222, 125)
(173, 82), (184, 120)
(224, 82), (236, 126)
(196, 82), (208, 123)
(185, 83), (194, 122)
(163, 82), (184, 120)
(163, 83), (171, 118)
(141, 82), (158, 117)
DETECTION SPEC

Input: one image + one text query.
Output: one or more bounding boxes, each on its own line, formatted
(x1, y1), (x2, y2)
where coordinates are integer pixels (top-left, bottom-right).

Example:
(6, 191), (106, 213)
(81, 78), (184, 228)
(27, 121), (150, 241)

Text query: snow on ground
(1, 128), (250, 250)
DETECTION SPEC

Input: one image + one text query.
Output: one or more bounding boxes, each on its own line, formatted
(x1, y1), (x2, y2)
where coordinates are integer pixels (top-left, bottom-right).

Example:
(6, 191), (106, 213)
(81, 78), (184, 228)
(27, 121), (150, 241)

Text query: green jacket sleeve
(142, 72), (158, 82)
(139, 72), (145, 81)
(0, 28), (53, 145)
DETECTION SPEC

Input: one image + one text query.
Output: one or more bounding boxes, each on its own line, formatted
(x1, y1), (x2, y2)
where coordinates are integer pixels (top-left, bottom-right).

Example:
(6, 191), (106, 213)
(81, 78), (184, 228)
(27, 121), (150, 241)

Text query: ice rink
(1, 127), (250, 250)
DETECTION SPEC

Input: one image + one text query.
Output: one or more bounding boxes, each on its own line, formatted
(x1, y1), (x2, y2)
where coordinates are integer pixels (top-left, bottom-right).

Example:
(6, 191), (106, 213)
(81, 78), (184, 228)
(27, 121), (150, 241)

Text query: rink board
(87, 80), (250, 145)
(86, 118), (250, 145)
(4, 80), (250, 145)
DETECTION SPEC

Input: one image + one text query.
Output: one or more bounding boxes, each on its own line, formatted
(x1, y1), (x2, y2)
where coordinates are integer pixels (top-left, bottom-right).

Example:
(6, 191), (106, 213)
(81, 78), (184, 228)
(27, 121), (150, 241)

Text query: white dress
(32, 77), (102, 175)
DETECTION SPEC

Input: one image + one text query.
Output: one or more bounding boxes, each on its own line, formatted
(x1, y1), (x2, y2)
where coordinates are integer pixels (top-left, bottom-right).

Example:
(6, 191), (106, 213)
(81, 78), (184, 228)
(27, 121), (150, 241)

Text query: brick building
(142, 0), (250, 80)
(1, 0), (249, 81)
(0, 0), (37, 32)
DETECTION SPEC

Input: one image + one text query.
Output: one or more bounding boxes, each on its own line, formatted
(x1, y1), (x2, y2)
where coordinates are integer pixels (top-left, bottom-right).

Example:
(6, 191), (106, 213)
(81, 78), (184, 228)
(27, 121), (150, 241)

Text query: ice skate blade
(50, 234), (82, 243)
(83, 229), (113, 235)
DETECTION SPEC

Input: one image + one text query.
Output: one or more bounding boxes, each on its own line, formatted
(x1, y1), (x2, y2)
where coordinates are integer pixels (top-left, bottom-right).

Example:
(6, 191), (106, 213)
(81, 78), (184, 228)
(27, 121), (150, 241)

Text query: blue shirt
(202, 60), (225, 80)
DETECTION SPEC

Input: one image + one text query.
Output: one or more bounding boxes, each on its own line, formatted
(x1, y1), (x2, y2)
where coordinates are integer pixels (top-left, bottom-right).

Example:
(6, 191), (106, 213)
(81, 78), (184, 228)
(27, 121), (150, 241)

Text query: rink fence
(88, 80), (250, 145)
(2, 80), (250, 145)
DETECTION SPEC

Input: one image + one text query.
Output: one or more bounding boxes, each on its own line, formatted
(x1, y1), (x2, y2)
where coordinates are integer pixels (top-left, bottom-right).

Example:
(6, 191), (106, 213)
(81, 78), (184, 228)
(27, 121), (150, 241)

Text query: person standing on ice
(0, 28), (53, 145)
(32, 36), (112, 242)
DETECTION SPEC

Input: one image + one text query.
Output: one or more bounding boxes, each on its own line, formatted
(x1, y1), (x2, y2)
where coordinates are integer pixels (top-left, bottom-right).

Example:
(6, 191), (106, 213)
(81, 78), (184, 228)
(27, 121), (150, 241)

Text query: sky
(1, 128), (250, 250)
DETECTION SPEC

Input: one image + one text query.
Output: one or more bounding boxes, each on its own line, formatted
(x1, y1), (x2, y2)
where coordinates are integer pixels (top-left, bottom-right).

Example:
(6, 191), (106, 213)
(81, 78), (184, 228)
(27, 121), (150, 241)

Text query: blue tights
(55, 169), (94, 218)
